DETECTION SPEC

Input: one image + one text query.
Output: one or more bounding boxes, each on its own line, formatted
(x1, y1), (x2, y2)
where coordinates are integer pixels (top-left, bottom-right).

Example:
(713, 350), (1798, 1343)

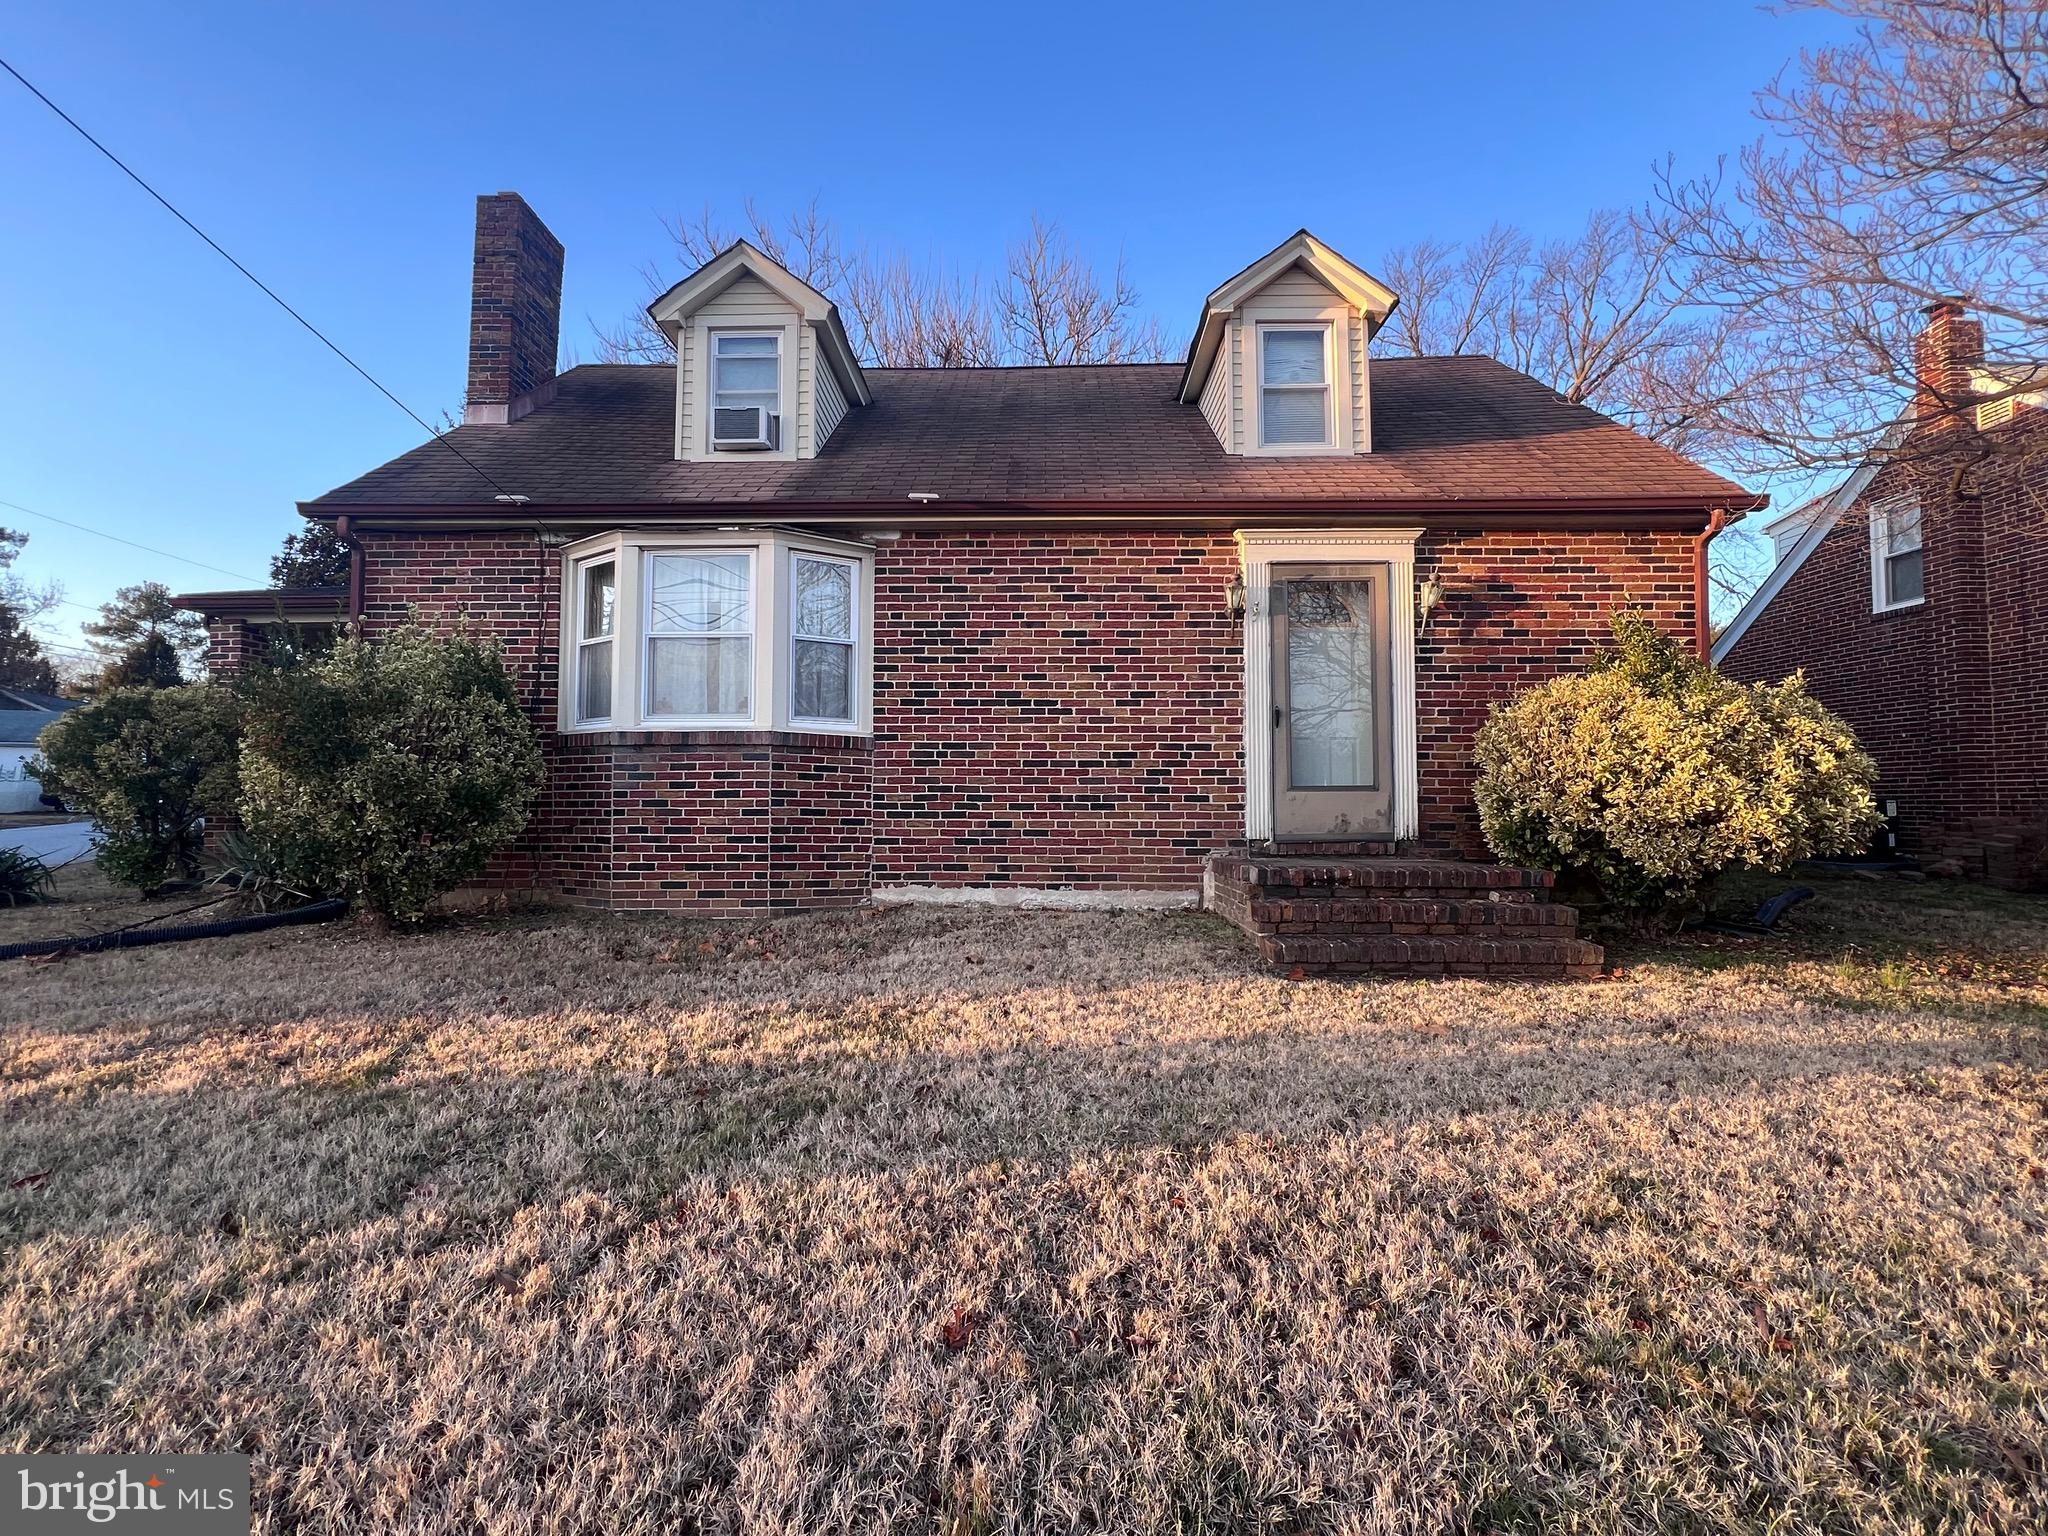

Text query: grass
(1, 865), (2044, 1533)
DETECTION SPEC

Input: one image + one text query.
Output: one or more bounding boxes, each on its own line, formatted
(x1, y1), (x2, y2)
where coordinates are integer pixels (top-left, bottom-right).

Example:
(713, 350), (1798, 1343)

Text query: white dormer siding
(647, 241), (870, 464)
(1178, 231), (1398, 459)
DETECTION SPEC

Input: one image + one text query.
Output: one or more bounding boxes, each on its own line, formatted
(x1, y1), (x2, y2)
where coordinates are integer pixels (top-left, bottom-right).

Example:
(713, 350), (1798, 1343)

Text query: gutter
(1692, 507), (1729, 658)
(334, 514), (366, 622)
(299, 494), (1748, 530)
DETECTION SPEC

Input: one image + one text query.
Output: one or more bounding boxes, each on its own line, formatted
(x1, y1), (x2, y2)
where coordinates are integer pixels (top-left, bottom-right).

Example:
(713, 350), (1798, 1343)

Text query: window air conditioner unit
(712, 404), (779, 450)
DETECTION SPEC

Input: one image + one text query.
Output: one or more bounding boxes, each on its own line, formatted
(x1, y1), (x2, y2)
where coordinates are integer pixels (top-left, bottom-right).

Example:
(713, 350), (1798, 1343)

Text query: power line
(0, 53), (514, 500)
(0, 498), (264, 583)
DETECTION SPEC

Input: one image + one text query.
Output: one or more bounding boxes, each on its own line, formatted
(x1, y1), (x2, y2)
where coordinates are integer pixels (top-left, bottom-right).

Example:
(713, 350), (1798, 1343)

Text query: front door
(1270, 563), (1394, 839)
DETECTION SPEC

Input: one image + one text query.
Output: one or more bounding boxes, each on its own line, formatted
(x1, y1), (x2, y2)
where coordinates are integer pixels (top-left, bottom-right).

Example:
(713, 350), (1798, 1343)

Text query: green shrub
(28, 684), (242, 893)
(237, 625), (543, 922)
(0, 846), (55, 906)
(1473, 611), (1880, 917)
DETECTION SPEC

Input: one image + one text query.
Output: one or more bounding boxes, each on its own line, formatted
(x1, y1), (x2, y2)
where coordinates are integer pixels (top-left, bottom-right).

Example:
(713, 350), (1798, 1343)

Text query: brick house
(182, 193), (1755, 976)
(1715, 302), (2048, 890)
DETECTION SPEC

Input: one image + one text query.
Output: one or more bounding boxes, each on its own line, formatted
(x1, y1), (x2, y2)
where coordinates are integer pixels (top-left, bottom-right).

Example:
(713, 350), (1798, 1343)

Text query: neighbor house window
(710, 333), (781, 449)
(1871, 499), (1925, 611)
(790, 552), (857, 724)
(1259, 326), (1331, 447)
(574, 557), (616, 724)
(646, 550), (753, 721)
(559, 532), (870, 735)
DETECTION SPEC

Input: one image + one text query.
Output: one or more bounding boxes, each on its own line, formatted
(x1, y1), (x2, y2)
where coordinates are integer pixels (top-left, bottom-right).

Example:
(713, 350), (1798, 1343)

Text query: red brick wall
(869, 531), (1244, 888)
(338, 522), (1702, 910)
(1415, 528), (1697, 857)
(1721, 418), (2047, 887)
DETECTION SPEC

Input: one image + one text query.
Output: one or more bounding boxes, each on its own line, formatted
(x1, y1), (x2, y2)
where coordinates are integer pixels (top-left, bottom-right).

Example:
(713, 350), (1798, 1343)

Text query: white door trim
(1236, 527), (1421, 842)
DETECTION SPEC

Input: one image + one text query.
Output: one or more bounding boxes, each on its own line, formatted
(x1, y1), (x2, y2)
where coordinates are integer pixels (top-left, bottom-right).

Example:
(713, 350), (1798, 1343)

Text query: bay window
(573, 557), (616, 724)
(646, 551), (753, 722)
(558, 531), (871, 734)
(790, 552), (857, 725)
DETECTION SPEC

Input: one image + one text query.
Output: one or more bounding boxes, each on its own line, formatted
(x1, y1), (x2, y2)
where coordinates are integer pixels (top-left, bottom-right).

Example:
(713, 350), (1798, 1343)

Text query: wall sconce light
(1416, 571), (1446, 634)
(1225, 574), (1247, 619)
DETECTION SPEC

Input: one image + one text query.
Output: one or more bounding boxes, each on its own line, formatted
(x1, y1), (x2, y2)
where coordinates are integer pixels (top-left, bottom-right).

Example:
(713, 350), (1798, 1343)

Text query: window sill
(1872, 597), (1927, 616)
(558, 727), (870, 749)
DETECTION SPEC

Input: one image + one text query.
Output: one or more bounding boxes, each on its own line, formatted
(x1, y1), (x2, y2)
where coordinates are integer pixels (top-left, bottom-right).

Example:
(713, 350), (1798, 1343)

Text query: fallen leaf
(9, 1169), (52, 1190)
(939, 1305), (981, 1353)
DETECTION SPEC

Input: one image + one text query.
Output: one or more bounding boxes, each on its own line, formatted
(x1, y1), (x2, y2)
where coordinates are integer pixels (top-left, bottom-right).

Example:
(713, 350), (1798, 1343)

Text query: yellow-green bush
(1473, 612), (1880, 915)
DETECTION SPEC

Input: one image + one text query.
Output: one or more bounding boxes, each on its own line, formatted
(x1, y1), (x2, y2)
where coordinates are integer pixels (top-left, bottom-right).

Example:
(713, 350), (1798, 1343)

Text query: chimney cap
(1921, 294), (1970, 318)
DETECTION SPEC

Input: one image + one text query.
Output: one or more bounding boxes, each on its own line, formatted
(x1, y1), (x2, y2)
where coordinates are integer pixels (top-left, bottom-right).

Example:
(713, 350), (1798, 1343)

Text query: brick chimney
(464, 193), (564, 425)
(1913, 296), (1984, 430)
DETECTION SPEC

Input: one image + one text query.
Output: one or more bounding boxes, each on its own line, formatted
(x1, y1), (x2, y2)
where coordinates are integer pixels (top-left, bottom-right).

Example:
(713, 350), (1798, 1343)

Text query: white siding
(1234, 263), (1364, 456)
(680, 274), (801, 461)
(815, 346), (849, 447)
(1228, 316), (1246, 452)
(1254, 268), (1342, 308)
(1199, 326), (1232, 451)
(1348, 312), (1370, 453)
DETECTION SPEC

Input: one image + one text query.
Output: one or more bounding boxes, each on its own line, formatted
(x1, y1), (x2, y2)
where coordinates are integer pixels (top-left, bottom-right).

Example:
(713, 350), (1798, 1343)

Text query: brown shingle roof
(304, 358), (1747, 511)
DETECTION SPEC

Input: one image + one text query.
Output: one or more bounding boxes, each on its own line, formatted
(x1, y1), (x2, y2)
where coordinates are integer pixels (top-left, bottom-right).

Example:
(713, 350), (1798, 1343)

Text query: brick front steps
(1204, 850), (1604, 980)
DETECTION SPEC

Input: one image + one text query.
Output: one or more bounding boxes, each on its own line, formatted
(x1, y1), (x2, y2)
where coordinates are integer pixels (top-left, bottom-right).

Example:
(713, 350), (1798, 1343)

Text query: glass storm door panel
(1270, 565), (1394, 839)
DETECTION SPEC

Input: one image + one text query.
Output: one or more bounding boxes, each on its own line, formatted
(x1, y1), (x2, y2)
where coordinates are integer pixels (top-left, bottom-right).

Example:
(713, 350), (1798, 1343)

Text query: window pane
(1263, 330), (1325, 385)
(793, 639), (853, 721)
(577, 637), (612, 722)
(1889, 503), (1923, 552)
(714, 356), (778, 393)
(793, 557), (853, 640)
(1887, 549), (1925, 604)
(648, 553), (750, 634)
(580, 561), (615, 641)
(1263, 387), (1328, 444)
(716, 335), (778, 358)
(1286, 578), (1374, 788)
(648, 636), (751, 718)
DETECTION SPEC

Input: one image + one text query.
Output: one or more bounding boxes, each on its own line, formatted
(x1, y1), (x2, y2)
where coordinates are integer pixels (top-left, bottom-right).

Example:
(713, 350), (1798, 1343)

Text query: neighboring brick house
(1716, 302), (2048, 890)
(181, 193), (1753, 976)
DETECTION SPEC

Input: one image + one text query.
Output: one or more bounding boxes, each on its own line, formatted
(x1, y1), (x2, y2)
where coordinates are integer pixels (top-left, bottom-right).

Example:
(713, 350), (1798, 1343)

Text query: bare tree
(996, 216), (1172, 365)
(1655, 0), (2048, 474)
(1380, 225), (1530, 359)
(596, 204), (1171, 369)
(1379, 211), (1733, 450)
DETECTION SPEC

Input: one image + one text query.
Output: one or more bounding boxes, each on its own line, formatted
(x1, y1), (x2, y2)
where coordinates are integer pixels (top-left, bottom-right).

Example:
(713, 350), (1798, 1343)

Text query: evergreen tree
(83, 582), (205, 690)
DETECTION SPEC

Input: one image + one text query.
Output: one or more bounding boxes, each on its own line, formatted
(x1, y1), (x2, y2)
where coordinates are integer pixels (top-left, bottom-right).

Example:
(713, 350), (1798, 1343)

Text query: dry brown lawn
(2, 866), (2045, 1534)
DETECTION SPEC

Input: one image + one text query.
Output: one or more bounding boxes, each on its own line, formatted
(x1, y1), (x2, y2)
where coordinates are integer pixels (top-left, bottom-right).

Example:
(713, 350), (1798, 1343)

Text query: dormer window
(711, 333), (782, 450)
(1258, 324), (1332, 448)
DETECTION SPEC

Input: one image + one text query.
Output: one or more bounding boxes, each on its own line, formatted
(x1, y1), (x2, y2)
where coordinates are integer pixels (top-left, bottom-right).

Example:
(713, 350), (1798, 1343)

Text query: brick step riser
(1258, 935), (1605, 971)
(1240, 894), (1576, 927)
(1239, 885), (1552, 906)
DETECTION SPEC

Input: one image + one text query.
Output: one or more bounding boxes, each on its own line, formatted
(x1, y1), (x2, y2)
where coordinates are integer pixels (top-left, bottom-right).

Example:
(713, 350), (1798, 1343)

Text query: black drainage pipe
(0, 898), (349, 962)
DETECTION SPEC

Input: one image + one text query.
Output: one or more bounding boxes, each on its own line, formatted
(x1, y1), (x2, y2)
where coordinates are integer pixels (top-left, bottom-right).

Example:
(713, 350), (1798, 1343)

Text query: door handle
(1273, 705), (1284, 729)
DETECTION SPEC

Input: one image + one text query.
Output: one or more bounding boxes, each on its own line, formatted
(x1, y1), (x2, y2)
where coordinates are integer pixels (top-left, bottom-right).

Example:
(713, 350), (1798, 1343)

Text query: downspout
(1692, 508), (1727, 660)
(334, 514), (366, 623)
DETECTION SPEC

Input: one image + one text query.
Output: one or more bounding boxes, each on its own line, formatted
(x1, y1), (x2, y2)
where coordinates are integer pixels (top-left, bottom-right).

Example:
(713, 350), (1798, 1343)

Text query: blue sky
(1, 1), (1850, 663)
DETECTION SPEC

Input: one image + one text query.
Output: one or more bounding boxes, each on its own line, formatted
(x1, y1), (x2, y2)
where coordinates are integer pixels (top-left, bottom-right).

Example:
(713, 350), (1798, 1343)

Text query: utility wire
(0, 498), (264, 584)
(0, 53), (515, 499)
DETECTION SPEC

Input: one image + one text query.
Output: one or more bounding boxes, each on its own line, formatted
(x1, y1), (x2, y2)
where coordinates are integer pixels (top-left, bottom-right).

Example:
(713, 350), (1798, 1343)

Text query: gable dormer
(647, 241), (871, 463)
(1177, 231), (1399, 457)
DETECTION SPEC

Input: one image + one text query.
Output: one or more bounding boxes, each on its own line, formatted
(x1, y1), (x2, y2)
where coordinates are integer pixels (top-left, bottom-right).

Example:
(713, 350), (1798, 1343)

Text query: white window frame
(642, 547), (757, 727)
(1256, 322), (1334, 451)
(572, 554), (617, 726)
(1869, 498), (1926, 613)
(556, 530), (874, 736)
(787, 549), (861, 728)
(710, 331), (782, 451)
